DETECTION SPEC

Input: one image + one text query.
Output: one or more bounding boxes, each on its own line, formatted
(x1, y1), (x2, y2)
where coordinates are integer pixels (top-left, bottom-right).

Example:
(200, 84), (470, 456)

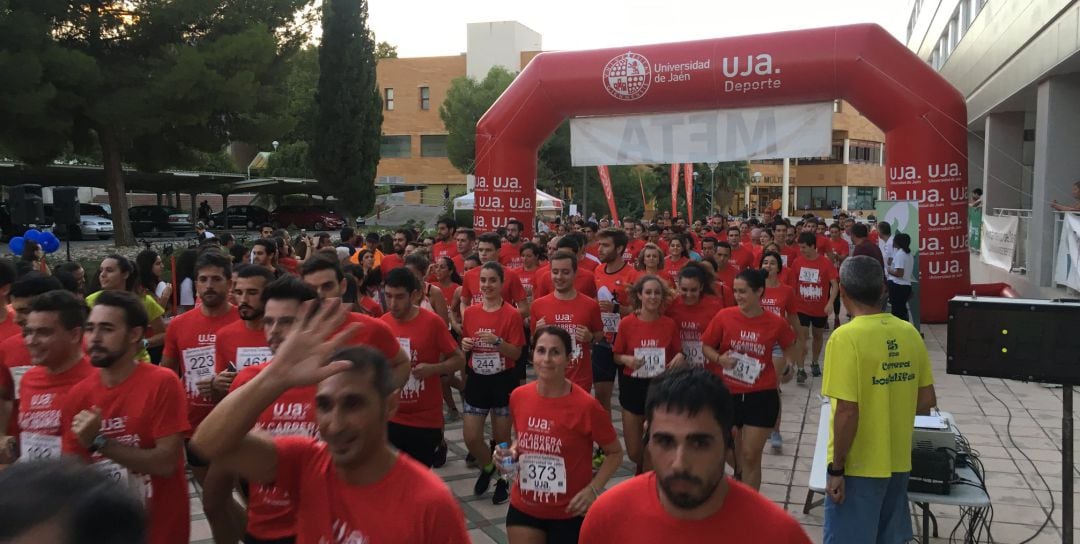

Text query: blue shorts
(824, 472), (913, 544)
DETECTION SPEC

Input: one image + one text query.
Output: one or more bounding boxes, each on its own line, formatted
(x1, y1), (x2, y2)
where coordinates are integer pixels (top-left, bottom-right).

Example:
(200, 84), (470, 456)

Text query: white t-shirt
(179, 278), (195, 306)
(154, 281), (168, 299)
(888, 250), (913, 286)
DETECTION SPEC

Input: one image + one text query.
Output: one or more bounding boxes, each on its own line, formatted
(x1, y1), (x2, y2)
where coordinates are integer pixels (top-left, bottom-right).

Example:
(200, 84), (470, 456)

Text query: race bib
(10, 366), (31, 399)
(724, 352), (764, 385)
(632, 347), (666, 378)
(93, 459), (151, 504)
(472, 351), (505, 375)
(19, 432), (61, 461)
(601, 312), (620, 334)
(519, 453), (568, 494)
(799, 267), (821, 283)
(682, 340), (705, 366)
(396, 338), (413, 360)
(235, 347), (272, 370)
(182, 346), (216, 397)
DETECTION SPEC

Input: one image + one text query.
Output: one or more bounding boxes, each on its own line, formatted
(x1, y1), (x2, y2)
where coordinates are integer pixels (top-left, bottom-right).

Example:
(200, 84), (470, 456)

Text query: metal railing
(991, 208), (1031, 273)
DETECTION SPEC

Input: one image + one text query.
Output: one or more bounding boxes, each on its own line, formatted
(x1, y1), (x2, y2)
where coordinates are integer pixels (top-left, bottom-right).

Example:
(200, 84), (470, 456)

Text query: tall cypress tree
(311, 0), (382, 218)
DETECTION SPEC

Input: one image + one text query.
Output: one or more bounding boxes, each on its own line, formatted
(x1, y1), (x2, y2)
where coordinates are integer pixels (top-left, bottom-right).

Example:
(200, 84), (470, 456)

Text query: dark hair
(0, 458), (146, 543)
(20, 240), (41, 263)
(565, 231), (588, 252)
(195, 251), (232, 278)
(234, 264), (275, 283)
(477, 232), (502, 250)
(669, 234), (692, 258)
(877, 221), (892, 236)
(436, 256), (463, 284)
(715, 241), (732, 253)
(101, 254), (139, 292)
(261, 276), (318, 304)
(532, 324), (572, 356)
(329, 346), (394, 398)
(597, 228), (628, 252)
(92, 290), (149, 330)
(10, 272), (63, 299)
(384, 266), (420, 293)
(797, 232), (816, 247)
(300, 254), (344, 282)
(29, 290), (88, 330)
(403, 254), (429, 275)
(53, 268), (82, 295)
(677, 261), (716, 296)
(437, 217), (457, 230)
(701, 236), (718, 248)
(0, 259), (16, 289)
(456, 227), (476, 241)
(174, 249), (198, 286)
(340, 227), (355, 244)
(507, 219), (524, 231)
(760, 250), (784, 274)
(480, 260), (505, 283)
(555, 236), (580, 254)
(852, 223), (869, 238)
(227, 243), (248, 264)
(464, 254), (482, 267)
(735, 268), (767, 292)
(893, 232), (912, 254)
(251, 239), (277, 256)
(645, 367), (734, 447)
(520, 242), (542, 260)
(549, 250), (578, 272)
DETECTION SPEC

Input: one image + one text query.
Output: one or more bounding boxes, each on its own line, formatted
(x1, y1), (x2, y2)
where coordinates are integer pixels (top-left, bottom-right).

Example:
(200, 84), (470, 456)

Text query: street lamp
(706, 162), (720, 213)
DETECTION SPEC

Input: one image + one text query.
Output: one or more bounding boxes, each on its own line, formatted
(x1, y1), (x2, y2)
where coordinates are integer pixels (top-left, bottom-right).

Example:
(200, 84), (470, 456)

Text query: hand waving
(263, 299), (359, 389)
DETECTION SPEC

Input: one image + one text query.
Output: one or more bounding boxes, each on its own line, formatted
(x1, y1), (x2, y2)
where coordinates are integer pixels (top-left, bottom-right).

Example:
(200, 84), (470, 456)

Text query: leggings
(887, 281), (912, 322)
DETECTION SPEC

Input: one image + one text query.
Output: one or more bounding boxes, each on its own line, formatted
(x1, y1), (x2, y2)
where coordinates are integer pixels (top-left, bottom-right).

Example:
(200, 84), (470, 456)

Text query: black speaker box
(52, 186), (81, 225)
(9, 184), (44, 226)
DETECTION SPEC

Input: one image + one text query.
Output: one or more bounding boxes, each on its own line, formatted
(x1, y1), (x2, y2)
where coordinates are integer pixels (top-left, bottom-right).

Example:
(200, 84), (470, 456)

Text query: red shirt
(730, 244), (755, 270)
(762, 284), (798, 319)
(381, 308), (459, 430)
(62, 364), (191, 544)
(272, 437), (469, 544)
(509, 383), (617, 519)
(163, 306), (241, 430)
(460, 266), (528, 307)
(613, 314), (682, 378)
(214, 320), (271, 373)
(432, 240), (458, 261)
(778, 245), (801, 268)
(579, 255), (600, 272)
(533, 267), (598, 300)
(593, 262), (640, 343)
(622, 239), (646, 265)
(278, 257), (299, 277)
(381, 253), (405, 273)
(580, 473), (811, 543)
(827, 237), (851, 261)
(662, 256), (689, 285)
(16, 357), (93, 460)
(499, 242), (524, 270)
(0, 333), (31, 434)
(788, 254), (838, 317)
(518, 267), (540, 300)
(0, 308), (21, 343)
(358, 296), (383, 317)
(665, 295), (726, 367)
(230, 364), (318, 540)
(714, 264), (739, 308)
(701, 307), (796, 393)
(530, 293), (603, 389)
(339, 312), (402, 359)
(463, 302), (525, 375)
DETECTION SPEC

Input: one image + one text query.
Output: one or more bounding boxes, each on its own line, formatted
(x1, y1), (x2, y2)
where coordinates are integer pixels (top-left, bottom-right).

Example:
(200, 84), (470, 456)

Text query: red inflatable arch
(474, 24), (969, 322)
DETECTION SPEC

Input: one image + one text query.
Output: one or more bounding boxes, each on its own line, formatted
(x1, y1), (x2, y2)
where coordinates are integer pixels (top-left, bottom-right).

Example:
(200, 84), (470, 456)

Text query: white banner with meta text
(569, 102), (833, 166)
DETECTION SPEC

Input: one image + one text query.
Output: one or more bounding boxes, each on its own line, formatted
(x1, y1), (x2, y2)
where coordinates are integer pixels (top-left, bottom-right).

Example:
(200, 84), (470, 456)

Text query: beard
(658, 471), (722, 510)
(88, 346), (125, 368)
(239, 305), (264, 321)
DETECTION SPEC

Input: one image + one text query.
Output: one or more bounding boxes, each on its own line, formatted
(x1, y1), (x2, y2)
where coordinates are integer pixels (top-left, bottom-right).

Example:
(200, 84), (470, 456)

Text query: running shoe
(465, 453), (478, 469)
(492, 478), (510, 504)
(811, 362), (822, 377)
(474, 465), (496, 496)
(433, 441), (448, 469)
(769, 431), (783, 452)
(796, 368), (807, 385)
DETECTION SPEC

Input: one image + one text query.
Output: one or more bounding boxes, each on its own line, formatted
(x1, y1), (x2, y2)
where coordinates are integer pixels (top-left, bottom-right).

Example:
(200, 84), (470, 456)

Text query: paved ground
(185, 321), (1075, 543)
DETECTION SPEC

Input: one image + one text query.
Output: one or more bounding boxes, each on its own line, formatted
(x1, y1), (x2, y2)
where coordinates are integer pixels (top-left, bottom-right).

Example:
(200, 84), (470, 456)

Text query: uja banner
(979, 215), (1018, 272)
(1054, 213), (1080, 291)
(596, 165), (619, 223)
(570, 103), (833, 166)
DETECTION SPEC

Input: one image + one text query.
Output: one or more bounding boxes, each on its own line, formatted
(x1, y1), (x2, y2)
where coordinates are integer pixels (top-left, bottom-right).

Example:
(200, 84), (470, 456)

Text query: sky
(367, 0), (912, 58)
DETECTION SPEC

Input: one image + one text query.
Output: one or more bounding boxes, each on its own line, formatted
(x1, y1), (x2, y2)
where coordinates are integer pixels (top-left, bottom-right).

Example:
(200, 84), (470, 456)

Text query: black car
(129, 206), (193, 236)
(208, 205), (270, 230)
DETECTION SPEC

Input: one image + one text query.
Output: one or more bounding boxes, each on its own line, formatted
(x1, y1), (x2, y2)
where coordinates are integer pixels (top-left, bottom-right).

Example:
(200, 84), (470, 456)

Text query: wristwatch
(88, 434), (109, 453)
(493, 337), (503, 347)
(827, 463), (845, 476)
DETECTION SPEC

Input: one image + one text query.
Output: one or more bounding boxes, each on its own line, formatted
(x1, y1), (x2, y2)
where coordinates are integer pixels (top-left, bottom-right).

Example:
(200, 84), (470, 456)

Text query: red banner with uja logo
(683, 163), (694, 223)
(670, 164), (680, 219)
(596, 165), (619, 224)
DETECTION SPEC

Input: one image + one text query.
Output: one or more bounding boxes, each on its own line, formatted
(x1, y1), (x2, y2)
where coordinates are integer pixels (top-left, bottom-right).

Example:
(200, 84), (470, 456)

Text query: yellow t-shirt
(85, 290), (165, 362)
(822, 312), (933, 478)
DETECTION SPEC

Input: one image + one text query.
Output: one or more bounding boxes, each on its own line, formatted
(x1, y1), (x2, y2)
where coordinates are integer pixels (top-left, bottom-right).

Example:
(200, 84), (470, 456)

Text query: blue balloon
(41, 233), (60, 254)
(24, 229), (42, 243)
(8, 236), (25, 256)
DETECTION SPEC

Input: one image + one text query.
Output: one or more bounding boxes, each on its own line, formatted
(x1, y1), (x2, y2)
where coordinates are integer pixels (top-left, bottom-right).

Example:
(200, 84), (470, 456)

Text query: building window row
(849, 140), (883, 164)
(848, 187), (878, 210)
(929, 0), (985, 70)
(379, 134), (449, 158)
(799, 140), (845, 165)
(382, 86), (432, 112)
(797, 186), (843, 210)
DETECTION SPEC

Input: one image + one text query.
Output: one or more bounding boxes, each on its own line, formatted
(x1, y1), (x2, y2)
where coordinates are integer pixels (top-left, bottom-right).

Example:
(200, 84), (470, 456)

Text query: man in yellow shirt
(821, 255), (936, 544)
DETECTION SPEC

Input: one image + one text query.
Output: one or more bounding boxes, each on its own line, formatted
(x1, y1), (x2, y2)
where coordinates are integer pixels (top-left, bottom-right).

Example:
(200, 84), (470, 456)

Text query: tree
(309, 0), (382, 219)
(375, 40), (398, 59)
(439, 66), (516, 174)
(0, 0), (312, 245)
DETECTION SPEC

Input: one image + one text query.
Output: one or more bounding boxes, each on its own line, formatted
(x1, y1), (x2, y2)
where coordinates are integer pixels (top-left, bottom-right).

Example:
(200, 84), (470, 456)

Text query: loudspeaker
(52, 186), (81, 225)
(9, 184), (44, 226)
(947, 296), (1080, 385)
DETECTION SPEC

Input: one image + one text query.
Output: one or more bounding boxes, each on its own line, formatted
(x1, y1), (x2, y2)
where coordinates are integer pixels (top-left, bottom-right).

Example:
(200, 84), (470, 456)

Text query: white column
(841, 185), (850, 211)
(1031, 74), (1080, 286)
(781, 158), (791, 218)
(842, 138), (851, 164)
(982, 112), (1025, 211)
(744, 184), (751, 214)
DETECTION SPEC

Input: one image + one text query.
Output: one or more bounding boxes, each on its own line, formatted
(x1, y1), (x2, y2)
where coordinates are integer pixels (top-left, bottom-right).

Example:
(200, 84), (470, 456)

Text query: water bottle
(497, 442), (517, 477)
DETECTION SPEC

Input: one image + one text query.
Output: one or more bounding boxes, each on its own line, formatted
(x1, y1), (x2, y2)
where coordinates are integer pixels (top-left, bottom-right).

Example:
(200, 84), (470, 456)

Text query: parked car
(270, 205), (345, 230)
(45, 203), (113, 240)
(129, 205), (193, 236)
(208, 205), (270, 230)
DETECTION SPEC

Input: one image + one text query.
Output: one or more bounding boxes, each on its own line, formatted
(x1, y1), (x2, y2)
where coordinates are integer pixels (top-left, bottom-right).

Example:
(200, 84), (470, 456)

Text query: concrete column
(841, 185), (850, 211)
(842, 138), (851, 164)
(1031, 74), (1080, 286)
(982, 112), (1025, 212)
(967, 134), (984, 199)
(781, 158), (791, 218)
(744, 185), (751, 214)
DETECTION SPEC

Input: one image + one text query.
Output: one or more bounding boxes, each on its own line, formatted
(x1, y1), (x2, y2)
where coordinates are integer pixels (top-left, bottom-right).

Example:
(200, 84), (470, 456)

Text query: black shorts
(732, 389), (781, 429)
(591, 343), (617, 383)
(797, 312), (828, 329)
(387, 421), (442, 468)
(185, 438), (209, 468)
(462, 367), (518, 410)
(617, 373), (652, 416)
(244, 535), (296, 544)
(506, 503), (584, 543)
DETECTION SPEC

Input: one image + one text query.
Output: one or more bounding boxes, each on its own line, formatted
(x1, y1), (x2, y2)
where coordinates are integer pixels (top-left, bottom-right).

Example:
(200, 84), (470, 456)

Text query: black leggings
(888, 281), (912, 322)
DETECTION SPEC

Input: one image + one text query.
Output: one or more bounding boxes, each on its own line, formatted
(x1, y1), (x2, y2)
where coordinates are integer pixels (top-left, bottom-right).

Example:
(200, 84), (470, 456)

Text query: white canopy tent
(453, 189), (563, 212)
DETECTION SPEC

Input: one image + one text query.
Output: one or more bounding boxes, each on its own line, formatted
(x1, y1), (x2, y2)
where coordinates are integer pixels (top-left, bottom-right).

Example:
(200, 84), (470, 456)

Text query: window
(799, 141), (844, 164)
(385, 88), (394, 111)
(380, 135), (411, 158)
(796, 186), (843, 210)
(848, 140), (882, 164)
(833, 99), (842, 113)
(848, 187), (878, 210)
(419, 87), (430, 110)
(420, 134), (448, 157)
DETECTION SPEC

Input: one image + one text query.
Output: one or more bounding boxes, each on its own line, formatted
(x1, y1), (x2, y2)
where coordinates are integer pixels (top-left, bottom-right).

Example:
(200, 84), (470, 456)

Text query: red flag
(596, 165), (619, 223)
(670, 164), (680, 218)
(683, 163), (694, 223)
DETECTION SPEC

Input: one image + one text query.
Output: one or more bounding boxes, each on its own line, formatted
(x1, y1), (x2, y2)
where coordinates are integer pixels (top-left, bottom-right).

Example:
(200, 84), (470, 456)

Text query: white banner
(979, 215), (1018, 271)
(570, 102), (833, 166)
(1054, 213), (1080, 291)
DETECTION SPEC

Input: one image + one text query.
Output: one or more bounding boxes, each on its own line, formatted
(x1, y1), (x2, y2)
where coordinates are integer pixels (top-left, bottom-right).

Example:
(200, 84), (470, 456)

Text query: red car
(269, 205), (345, 230)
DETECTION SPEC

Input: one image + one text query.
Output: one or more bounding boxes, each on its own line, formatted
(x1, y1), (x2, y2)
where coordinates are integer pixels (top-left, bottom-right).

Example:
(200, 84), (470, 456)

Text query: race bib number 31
(724, 352), (764, 385)
(632, 347), (666, 379)
(519, 453), (567, 494)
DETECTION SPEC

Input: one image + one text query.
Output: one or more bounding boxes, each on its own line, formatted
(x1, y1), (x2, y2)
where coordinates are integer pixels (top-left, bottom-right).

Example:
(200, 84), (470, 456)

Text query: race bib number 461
(236, 347), (272, 370)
